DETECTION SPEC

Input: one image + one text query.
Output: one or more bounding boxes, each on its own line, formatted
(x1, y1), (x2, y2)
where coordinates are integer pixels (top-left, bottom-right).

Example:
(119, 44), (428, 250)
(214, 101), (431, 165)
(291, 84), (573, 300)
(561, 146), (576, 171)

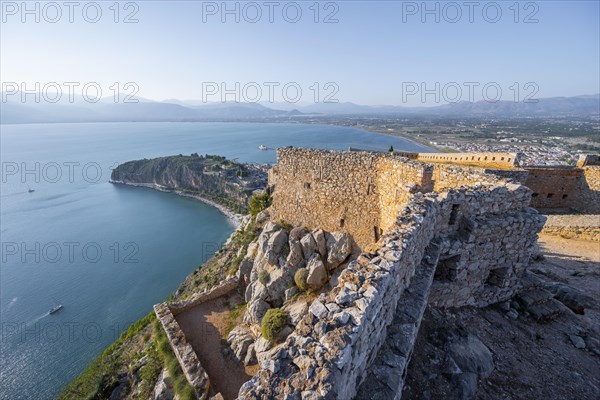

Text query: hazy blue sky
(1, 0), (599, 106)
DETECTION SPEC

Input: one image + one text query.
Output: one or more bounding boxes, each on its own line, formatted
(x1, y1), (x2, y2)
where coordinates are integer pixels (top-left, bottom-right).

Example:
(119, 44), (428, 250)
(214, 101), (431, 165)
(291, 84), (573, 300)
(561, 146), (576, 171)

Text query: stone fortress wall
(392, 151), (520, 169)
(268, 148), (432, 249)
(154, 148), (597, 400)
(240, 148), (545, 399)
(389, 150), (600, 214)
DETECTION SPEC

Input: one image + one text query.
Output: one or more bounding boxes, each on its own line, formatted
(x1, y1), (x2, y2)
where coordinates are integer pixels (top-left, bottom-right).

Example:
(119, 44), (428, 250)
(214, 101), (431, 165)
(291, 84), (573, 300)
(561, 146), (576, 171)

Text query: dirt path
(538, 234), (600, 263)
(175, 292), (255, 400)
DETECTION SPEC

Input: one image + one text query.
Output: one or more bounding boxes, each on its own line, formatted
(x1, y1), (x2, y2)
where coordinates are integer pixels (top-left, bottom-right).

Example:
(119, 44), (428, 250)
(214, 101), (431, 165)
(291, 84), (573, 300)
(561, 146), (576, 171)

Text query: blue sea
(0, 122), (431, 399)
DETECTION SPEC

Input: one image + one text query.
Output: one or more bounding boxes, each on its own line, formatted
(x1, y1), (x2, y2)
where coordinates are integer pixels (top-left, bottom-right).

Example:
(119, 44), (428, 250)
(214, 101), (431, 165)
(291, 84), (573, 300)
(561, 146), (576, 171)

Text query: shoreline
(109, 180), (244, 228)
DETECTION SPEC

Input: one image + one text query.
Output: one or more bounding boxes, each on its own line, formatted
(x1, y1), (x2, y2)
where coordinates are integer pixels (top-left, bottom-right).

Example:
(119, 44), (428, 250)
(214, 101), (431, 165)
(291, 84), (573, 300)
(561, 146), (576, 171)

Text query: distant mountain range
(1, 93), (598, 124)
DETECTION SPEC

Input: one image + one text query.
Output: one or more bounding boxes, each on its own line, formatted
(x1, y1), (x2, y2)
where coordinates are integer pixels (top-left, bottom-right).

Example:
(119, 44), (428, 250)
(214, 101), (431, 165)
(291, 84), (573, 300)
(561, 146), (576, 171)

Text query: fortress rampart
(377, 150), (600, 213)
(239, 148), (544, 399)
(391, 151), (520, 169)
(151, 148), (597, 400)
(241, 155), (544, 398)
(268, 148), (531, 249)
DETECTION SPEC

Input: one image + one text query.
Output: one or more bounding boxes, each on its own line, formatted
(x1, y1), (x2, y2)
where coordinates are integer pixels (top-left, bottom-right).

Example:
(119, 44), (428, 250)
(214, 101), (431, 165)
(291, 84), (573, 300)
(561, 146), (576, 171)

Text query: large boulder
(153, 368), (174, 400)
(265, 266), (294, 308)
(300, 233), (319, 260)
(447, 334), (494, 378)
(286, 239), (305, 269)
(306, 254), (328, 290)
(245, 298), (271, 325)
(245, 280), (268, 303)
(312, 229), (327, 258)
(227, 325), (255, 362)
(265, 229), (289, 265)
(325, 232), (352, 270)
(285, 298), (309, 326)
(289, 226), (309, 241)
(239, 258), (254, 281)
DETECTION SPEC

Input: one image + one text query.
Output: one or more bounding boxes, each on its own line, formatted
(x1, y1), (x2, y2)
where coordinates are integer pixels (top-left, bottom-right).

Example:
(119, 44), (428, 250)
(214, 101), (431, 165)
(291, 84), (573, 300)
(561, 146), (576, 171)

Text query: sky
(1, 0), (599, 106)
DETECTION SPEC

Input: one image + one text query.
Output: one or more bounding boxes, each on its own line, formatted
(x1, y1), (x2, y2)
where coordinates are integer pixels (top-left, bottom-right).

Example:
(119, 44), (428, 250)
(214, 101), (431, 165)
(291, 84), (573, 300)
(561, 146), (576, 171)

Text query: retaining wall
(154, 303), (211, 399)
(542, 214), (600, 241)
(170, 277), (239, 315)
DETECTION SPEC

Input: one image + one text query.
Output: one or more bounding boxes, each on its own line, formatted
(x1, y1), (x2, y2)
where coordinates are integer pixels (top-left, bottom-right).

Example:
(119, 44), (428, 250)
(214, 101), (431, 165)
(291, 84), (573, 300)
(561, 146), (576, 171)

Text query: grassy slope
(59, 218), (259, 399)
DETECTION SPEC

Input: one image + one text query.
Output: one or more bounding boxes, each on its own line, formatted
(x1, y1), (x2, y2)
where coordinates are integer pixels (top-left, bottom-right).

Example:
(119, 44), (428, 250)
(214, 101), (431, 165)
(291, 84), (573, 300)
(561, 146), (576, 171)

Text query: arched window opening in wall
(547, 193), (554, 198)
(340, 219), (345, 228)
(449, 204), (460, 225)
(562, 194), (568, 199)
(304, 182), (311, 189)
(532, 193), (539, 198)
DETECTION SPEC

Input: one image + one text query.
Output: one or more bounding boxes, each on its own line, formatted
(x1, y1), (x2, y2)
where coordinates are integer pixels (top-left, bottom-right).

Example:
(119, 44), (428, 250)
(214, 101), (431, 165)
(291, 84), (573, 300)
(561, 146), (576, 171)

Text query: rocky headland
(110, 154), (269, 224)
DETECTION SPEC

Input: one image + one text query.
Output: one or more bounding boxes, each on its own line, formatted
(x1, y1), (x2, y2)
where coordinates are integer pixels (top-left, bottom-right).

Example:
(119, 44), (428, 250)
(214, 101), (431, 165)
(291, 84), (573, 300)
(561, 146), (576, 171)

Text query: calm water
(0, 122), (430, 399)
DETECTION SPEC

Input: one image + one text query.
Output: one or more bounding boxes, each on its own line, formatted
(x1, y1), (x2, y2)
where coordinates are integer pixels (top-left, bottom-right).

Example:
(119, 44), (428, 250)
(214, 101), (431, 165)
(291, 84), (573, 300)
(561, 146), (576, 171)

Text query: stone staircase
(355, 241), (441, 400)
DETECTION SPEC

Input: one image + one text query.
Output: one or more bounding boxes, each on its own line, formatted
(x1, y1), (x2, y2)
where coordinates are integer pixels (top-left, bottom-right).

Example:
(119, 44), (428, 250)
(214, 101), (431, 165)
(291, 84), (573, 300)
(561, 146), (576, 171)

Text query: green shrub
(261, 308), (288, 341)
(248, 193), (272, 217)
(294, 268), (309, 291)
(259, 270), (270, 285)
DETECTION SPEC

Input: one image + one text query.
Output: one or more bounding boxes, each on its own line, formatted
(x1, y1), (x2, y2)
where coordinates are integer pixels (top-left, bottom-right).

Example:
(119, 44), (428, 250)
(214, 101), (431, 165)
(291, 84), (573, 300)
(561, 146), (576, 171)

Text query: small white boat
(49, 304), (63, 314)
(258, 144), (268, 150)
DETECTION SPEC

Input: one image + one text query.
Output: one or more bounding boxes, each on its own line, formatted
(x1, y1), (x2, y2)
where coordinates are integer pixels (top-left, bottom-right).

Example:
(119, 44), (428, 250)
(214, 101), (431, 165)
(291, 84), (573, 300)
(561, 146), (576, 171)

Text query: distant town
(271, 115), (600, 166)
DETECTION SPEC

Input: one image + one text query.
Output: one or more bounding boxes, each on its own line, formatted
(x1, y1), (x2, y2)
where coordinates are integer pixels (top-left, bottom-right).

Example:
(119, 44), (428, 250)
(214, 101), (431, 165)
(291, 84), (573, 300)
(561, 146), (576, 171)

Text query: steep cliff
(110, 154), (269, 214)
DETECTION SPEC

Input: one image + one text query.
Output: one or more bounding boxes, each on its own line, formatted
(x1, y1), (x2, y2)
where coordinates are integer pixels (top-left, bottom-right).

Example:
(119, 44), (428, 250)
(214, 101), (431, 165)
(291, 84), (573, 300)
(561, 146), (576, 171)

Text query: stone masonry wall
(576, 154), (600, 167)
(170, 277), (239, 315)
(238, 177), (543, 399)
(154, 303), (210, 399)
(572, 166), (600, 214)
(542, 214), (600, 241)
(269, 148), (430, 249)
(429, 186), (545, 308)
(238, 193), (440, 400)
(431, 164), (514, 191)
(524, 167), (582, 211)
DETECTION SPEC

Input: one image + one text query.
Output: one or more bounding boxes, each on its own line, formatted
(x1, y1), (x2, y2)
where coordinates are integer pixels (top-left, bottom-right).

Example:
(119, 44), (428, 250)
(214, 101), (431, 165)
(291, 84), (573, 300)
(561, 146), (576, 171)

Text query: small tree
(261, 308), (288, 341)
(248, 193), (272, 217)
(294, 268), (309, 291)
(389, 145), (394, 152)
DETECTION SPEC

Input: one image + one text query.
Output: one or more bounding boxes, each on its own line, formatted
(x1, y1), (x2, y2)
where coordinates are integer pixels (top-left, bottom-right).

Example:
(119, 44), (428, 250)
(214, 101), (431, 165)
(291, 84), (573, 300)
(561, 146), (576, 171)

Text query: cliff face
(111, 154), (269, 213)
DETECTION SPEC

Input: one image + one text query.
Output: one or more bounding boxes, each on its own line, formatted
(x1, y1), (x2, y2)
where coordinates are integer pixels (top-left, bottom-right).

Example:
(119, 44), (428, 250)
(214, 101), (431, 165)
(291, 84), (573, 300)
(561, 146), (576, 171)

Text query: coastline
(109, 180), (244, 228)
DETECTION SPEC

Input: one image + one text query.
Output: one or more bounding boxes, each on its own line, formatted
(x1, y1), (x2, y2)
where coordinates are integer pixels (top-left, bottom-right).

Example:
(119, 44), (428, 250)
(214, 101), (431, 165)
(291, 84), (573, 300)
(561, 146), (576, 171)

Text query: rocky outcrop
(153, 369), (174, 400)
(243, 222), (353, 327)
(228, 221), (355, 367)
